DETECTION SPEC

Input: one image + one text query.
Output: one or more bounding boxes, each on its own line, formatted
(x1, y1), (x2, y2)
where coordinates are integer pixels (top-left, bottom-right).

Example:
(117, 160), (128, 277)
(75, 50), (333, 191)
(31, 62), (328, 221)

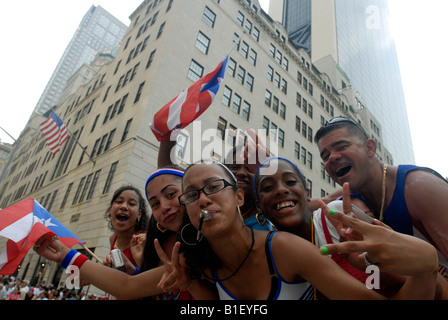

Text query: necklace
(203, 227), (255, 282)
(379, 163), (388, 221)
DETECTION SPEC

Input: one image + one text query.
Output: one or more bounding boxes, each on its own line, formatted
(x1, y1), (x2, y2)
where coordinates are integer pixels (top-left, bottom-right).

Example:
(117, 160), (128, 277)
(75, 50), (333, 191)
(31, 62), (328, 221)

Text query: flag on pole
(0, 199), (85, 275)
(150, 56), (228, 141)
(40, 111), (69, 155)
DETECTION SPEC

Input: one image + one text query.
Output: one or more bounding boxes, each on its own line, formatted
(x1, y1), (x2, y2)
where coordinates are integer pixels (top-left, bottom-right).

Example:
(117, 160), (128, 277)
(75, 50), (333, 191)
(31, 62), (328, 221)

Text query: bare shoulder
(270, 231), (318, 258)
(405, 169), (448, 218)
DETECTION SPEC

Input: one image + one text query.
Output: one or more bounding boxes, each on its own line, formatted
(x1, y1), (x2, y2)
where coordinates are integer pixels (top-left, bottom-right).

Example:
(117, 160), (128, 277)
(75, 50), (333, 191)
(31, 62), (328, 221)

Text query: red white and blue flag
(150, 56), (228, 141)
(40, 111), (69, 155)
(0, 199), (85, 275)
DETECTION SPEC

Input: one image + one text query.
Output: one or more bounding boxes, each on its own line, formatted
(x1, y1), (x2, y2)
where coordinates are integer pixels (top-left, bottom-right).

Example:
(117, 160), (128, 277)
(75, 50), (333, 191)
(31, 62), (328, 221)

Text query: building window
(196, 31), (210, 54)
(232, 93), (241, 114)
(301, 147), (306, 165)
(103, 161), (119, 194)
(134, 82), (145, 103)
(72, 177), (86, 205)
(281, 79), (287, 94)
(270, 122), (277, 141)
(265, 90), (272, 107)
(252, 27), (260, 42)
(121, 119), (133, 142)
(203, 6), (216, 28)
(236, 66), (245, 84)
(267, 65), (273, 81)
(227, 58), (236, 77)
(105, 129), (116, 152)
(60, 183), (73, 209)
(86, 170), (101, 200)
(188, 60), (203, 81)
(240, 41), (249, 58)
(237, 11), (244, 26)
(262, 116), (270, 136)
(222, 86), (232, 107)
(249, 49), (257, 66)
(280, 103), (286, 119)
(146, 49), (156, 69)
(274, 72), (281, 88)
(217, 117), (227, 140)
(295, 116), (301, 133)
(278, 129), (285, 148)
(307, 151), (313, 169)
(242, 101), (251, 121)
(245, 19), (252, 34)
(245, 73), (254, 92)
(269, 44), (275, 57)
(295, 142), (300, 160)
(272, 96), (279, 114)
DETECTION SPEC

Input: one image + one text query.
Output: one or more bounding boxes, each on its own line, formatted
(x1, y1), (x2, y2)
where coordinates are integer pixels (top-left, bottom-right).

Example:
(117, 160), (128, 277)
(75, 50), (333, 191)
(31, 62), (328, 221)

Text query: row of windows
(267, 65), (287, 94)
(222, 86), (251, 121)
(262, 116), (285, 148)
(294, 141), (313, 170)
(227, 57), (254, 92)
(265, 90), (286, 120)
(236, 10), (260, 42)
(295, 116), (313, 143)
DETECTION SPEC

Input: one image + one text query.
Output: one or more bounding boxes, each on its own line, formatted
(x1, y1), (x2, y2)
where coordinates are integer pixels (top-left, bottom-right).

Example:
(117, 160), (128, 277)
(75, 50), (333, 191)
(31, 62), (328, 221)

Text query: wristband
(134, 266), (140, 275)
(61, 249), (89, 270)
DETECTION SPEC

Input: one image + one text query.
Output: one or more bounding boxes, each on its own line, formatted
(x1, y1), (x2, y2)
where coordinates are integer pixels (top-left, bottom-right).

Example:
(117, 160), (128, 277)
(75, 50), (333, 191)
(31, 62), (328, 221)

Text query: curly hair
(105, 185), (149, 232)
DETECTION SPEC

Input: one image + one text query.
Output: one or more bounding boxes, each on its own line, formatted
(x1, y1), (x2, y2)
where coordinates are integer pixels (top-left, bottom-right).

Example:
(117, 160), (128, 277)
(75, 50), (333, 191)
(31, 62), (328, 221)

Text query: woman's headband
(253, 157), (305, 194)
(144, 168), (184, 199)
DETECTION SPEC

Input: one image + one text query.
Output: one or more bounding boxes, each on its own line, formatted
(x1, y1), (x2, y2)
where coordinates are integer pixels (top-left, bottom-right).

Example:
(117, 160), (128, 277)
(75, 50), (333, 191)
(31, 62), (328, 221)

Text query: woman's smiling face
(146, 174), (185, 232)
(110, 189), (142, 232)
(255, 159), (309, 230)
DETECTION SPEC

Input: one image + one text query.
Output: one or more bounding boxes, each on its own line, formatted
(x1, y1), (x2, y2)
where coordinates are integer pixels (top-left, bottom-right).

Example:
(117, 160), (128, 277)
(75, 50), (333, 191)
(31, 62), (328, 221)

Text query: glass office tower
(33, 5), (128, 115)
(276, 0), (415, 164)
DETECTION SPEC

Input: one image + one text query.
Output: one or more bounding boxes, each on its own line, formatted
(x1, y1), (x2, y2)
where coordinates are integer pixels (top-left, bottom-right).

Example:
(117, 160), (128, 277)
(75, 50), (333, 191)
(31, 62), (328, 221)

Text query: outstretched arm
(318, 201), (438, 299)
(34, 235), (165, 300)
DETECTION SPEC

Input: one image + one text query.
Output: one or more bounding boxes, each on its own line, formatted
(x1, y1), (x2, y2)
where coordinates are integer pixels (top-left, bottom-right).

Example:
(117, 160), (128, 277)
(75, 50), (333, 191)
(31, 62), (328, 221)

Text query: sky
(0, 0), (447, 178)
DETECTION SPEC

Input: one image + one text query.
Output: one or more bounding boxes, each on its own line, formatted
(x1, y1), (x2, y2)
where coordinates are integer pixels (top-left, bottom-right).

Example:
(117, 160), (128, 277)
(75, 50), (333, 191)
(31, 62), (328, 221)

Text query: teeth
(276, 201), (295, 210)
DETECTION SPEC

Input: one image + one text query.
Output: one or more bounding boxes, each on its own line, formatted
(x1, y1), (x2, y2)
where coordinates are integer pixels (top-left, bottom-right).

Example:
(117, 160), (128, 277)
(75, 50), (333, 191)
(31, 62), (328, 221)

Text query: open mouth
(116, 214), (129, 222)
(275, 200), (296, 211)
(335, 165), (352, 178)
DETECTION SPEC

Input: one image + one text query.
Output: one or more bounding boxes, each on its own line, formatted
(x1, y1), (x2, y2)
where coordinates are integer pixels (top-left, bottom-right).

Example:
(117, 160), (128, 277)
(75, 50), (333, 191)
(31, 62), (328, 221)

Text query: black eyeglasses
(178, 179), (236, 205)
(325, 117), (369, 138)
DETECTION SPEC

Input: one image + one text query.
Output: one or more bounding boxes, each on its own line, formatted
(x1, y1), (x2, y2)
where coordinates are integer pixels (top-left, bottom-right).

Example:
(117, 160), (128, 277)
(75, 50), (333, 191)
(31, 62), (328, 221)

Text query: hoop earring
(256, 213), (267, 226)
(157, 222), (167, 233)
(180, 223), (202, 246)
(237, 206), (244, 222)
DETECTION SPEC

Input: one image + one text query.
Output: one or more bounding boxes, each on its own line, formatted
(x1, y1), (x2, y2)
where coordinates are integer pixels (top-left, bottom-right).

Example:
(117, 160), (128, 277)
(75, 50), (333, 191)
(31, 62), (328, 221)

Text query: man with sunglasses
(315, 117), (448, 282)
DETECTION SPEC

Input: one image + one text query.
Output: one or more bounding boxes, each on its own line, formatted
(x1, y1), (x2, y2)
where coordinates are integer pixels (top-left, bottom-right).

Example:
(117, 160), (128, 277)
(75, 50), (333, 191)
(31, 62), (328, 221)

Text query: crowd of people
(11, 117), (448, 300)
(0, 275), (102, 300)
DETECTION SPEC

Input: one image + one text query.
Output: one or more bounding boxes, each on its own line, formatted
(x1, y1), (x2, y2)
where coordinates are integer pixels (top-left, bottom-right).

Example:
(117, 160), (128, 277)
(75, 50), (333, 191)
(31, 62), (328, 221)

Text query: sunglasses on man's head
(325, 117), (369, 139)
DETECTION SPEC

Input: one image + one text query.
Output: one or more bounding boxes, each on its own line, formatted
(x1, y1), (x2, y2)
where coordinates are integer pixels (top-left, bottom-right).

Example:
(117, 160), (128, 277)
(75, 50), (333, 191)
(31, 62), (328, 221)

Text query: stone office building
(0, 0), (390, 294)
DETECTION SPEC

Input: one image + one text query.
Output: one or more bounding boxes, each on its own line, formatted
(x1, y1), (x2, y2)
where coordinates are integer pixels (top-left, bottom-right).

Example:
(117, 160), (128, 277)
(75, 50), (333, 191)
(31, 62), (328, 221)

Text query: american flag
(40, 111), (69, 155)
(150, 56), (228, 141)
(0, 199), (85, 275)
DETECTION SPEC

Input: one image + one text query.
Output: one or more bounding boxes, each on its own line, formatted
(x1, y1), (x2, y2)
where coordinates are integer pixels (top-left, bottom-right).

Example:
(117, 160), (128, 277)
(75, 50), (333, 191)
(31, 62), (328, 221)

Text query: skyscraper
(33, 5), (128, 115)
(270, 0), (415, 164)
(1, 0), (390, 289)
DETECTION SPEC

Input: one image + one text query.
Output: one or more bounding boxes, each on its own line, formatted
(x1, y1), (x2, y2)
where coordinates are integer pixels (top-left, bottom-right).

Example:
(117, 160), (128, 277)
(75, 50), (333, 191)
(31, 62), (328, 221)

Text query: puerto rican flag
(40, 111), (69, 155)
(0, 199), (85, 275)
(150, 56), (228, 141)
